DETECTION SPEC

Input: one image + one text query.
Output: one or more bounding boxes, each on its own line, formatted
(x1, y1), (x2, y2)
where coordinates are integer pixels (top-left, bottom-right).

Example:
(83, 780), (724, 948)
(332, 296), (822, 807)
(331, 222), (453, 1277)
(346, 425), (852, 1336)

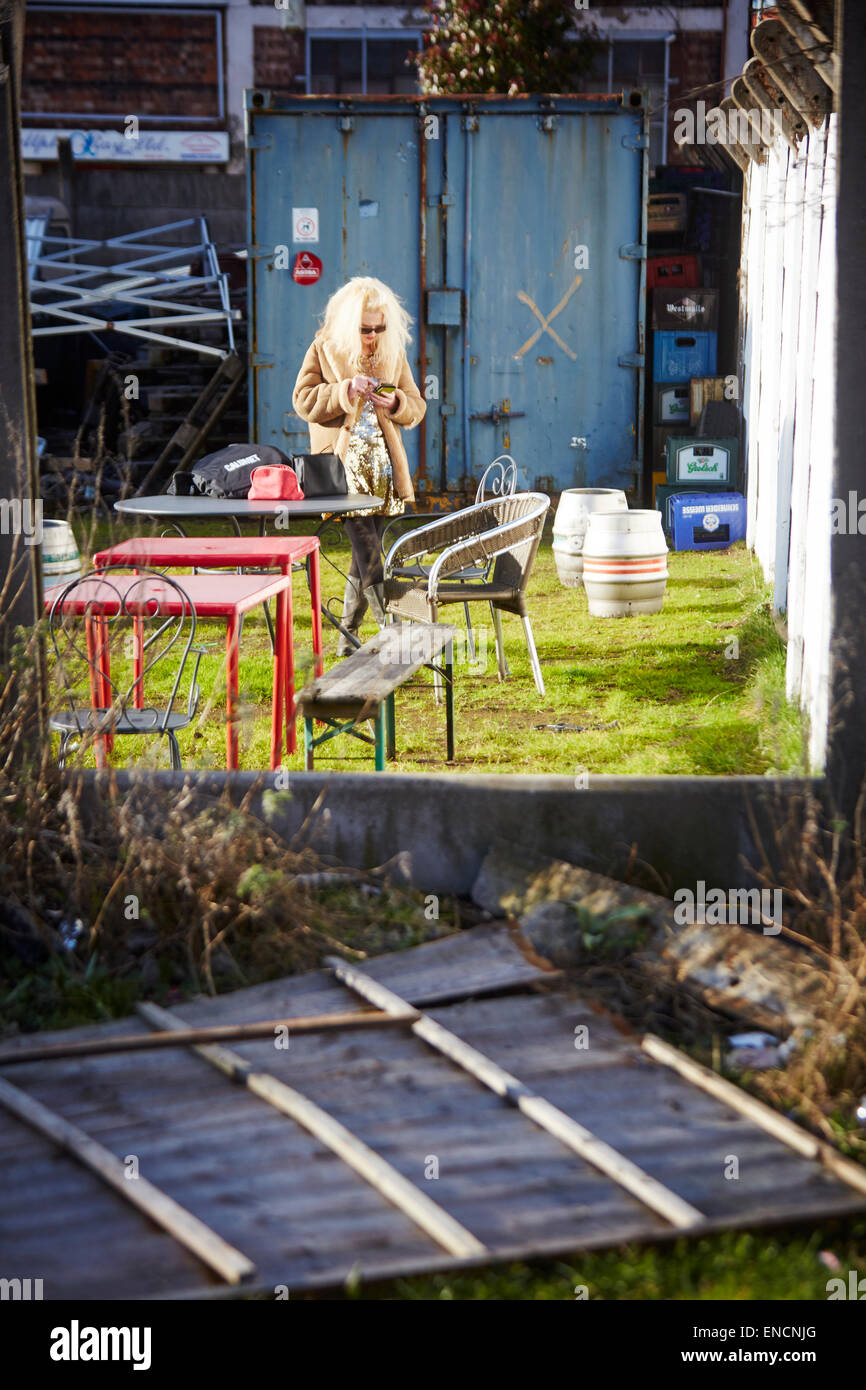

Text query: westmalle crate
(653, 384), (691, 426)
(665, 436), (739, 488)
(647, 254), (701, 290)
(652, 289), (719, 332)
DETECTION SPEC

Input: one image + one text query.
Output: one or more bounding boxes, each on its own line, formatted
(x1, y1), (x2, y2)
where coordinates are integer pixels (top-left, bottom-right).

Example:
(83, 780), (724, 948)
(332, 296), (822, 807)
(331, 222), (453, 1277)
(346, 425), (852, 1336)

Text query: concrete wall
(100, 769), (816, 897)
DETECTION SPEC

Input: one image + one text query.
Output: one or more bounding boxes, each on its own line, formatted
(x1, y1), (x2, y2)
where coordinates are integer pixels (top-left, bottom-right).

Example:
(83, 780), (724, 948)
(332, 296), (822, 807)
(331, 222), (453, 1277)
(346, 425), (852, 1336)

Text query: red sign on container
(292, 252), (322, 284)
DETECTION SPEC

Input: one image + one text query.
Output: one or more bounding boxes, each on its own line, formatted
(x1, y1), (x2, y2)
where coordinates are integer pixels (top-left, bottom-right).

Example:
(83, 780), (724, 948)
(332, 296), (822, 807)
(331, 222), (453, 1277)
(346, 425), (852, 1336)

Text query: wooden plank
(324, 957), (705, 1230)
(297, 622), (455, 710)
(136, 1000), (487, 1260)
(0, 1008), (416, 1067)
(0, 1074), (256, 1285)
(642, 1034), (866, 1198)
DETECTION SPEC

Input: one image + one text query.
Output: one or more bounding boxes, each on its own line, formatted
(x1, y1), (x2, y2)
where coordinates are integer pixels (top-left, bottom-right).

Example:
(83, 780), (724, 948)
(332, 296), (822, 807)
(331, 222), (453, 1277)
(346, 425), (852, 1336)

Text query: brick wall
(22, 9), (222, 120)
(666, 31), (723, 166)
(253, 26), (304, 95)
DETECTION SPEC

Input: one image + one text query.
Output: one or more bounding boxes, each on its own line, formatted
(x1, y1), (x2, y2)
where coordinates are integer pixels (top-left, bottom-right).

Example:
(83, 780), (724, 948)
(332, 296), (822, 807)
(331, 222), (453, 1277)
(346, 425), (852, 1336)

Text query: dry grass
(739, 782), (866, 1155)
(0, 624), (456, 1031)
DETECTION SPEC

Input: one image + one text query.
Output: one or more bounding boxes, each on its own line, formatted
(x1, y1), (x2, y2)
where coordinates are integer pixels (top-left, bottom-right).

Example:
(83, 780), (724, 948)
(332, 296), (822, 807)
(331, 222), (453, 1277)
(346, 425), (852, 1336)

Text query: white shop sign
(21, 129), (230, 164)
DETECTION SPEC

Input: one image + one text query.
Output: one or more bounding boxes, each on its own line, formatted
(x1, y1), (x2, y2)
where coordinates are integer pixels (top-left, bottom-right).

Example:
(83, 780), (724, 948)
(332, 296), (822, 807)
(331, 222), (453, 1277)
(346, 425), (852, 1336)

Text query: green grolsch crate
(653, 383), (691, 426)
(665, 436), (739, 489)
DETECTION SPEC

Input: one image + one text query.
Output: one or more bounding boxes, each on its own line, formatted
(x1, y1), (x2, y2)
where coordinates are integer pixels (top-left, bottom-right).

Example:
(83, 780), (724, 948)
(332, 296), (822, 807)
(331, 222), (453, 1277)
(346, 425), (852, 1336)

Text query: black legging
(344, 514), (386, 589)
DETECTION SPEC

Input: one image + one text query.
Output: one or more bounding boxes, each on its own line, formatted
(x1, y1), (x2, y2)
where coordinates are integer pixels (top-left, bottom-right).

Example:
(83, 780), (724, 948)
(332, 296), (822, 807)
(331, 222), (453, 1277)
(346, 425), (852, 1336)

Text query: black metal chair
(47, 566), (205, 770)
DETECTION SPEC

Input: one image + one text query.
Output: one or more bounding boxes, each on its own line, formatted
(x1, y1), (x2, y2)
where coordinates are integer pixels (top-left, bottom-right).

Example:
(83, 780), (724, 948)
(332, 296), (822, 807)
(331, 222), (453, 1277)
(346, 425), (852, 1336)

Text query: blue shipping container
(246, 93), (648, 496)
(668, 492), (747, 551)
(653, 330), (718, 382)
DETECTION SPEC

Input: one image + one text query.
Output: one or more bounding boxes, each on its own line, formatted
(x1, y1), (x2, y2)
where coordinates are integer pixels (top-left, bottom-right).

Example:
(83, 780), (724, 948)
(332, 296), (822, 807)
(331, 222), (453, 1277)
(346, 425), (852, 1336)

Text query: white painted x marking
(514, 275), (582, 361)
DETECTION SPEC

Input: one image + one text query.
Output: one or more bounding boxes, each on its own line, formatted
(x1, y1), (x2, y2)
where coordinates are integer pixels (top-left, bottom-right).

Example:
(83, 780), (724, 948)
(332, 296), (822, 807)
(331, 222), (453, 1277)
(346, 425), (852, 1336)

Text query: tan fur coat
(292, 335), (426, 503)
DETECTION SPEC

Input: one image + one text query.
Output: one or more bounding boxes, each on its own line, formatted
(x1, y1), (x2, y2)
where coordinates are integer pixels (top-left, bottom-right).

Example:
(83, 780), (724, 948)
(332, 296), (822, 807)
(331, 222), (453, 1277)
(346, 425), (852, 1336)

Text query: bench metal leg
(444, 641), (455, 762)
(301, 712), (381, 768)
(375, 707), (387, 771)
(385, 691), (396, 761)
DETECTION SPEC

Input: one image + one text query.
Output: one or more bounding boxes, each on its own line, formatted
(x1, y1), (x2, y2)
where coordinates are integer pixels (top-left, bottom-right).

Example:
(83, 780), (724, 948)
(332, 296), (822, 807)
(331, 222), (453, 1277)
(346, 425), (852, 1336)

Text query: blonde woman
(293, 276), (426, 653)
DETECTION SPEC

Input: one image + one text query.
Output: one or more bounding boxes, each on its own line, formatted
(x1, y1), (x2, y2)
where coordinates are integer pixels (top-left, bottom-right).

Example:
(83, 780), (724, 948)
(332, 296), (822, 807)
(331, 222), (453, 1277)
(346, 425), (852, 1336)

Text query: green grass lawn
(357, 1223), (866, 1300)
(61, 513), (807, 776)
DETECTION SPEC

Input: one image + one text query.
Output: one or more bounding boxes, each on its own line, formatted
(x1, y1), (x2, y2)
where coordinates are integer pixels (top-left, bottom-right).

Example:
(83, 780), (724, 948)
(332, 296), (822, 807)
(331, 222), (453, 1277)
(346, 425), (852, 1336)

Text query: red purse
(248, 465), (305, 501)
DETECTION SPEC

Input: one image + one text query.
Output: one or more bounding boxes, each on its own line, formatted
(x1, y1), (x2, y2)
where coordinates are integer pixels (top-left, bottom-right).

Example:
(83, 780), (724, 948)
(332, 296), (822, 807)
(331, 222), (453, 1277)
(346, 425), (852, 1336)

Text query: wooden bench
(295, 622), (457, 771)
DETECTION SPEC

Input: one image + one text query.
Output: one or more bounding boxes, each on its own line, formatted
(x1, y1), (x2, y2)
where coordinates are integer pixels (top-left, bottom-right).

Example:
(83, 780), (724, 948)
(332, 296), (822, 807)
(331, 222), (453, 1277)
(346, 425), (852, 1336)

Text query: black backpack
(183, 443), (294, 499)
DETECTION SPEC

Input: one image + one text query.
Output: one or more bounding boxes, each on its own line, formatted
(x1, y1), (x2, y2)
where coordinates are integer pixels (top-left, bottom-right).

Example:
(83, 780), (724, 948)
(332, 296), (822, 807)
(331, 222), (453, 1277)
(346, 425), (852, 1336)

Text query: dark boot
(336, 576), (367, 656)
(363, 582), (387, 628)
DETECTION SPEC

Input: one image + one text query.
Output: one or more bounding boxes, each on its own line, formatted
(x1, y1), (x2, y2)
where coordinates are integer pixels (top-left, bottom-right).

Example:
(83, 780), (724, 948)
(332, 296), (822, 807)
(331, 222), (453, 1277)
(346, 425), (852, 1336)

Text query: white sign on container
(292, 208), (319, 243)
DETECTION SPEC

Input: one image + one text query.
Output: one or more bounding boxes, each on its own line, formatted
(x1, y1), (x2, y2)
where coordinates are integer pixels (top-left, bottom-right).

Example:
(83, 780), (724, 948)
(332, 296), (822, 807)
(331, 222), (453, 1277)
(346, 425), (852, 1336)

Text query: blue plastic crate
(668, 492), (747, 551)
(653, 330), (718, 382)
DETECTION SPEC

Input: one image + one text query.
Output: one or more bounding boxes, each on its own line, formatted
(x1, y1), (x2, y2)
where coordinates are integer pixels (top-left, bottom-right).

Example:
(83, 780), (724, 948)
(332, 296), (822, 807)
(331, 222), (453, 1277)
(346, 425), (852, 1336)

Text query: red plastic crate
(647, 253), (701, 290)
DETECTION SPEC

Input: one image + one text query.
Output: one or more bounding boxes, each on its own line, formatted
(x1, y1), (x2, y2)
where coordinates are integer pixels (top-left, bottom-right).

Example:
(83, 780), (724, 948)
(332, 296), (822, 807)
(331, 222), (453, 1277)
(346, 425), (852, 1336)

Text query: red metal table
(93, 535), (323, 752)
(45, 572), (296, 771)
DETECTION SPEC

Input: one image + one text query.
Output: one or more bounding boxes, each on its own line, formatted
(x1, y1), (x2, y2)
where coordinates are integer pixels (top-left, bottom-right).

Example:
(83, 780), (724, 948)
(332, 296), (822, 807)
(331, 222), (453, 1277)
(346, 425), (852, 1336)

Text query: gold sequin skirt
(342, 425), (405, 518)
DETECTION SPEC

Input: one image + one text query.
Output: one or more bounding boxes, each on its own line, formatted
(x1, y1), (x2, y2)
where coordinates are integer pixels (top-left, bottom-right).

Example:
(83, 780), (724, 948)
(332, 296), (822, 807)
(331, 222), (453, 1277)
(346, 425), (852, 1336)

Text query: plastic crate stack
(646, 167), (744, 550)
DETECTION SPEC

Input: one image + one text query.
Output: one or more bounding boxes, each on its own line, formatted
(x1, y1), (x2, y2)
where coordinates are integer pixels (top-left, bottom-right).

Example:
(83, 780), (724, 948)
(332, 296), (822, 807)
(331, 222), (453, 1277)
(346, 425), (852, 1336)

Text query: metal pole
(0, 0), (43, 677)
(461, 111), (473, 484)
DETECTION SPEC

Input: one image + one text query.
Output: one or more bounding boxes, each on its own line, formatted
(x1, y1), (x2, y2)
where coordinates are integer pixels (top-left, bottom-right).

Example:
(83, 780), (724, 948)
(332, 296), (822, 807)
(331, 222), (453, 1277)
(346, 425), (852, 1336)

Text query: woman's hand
(348, 374), (377, 401)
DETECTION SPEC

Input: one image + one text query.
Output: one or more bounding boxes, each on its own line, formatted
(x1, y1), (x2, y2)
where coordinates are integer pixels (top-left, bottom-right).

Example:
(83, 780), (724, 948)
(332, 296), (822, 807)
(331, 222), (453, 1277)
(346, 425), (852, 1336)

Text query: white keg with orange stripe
(582, 509), (669, 617)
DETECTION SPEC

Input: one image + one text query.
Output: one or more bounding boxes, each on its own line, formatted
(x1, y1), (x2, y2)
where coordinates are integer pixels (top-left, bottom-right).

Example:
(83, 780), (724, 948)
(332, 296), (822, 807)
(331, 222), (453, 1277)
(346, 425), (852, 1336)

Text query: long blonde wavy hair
(318, 276), (412, 382)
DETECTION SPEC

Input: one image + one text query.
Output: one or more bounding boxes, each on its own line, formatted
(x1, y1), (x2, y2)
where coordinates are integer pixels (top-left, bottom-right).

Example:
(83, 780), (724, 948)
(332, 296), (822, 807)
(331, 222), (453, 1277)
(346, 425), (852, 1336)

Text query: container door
(247, 102), (421, 472)
(447, 103), (645, 494)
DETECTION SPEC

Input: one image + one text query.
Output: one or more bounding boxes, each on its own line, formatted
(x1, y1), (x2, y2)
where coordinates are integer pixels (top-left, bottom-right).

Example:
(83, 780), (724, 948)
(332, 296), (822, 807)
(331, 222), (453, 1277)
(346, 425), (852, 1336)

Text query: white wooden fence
(740, 115), (837, 771)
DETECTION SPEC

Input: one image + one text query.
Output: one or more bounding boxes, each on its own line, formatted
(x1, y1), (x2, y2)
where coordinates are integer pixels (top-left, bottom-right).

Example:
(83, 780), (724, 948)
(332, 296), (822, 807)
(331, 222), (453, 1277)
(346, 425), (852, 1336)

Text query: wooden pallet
(1, 926), (864, 1299)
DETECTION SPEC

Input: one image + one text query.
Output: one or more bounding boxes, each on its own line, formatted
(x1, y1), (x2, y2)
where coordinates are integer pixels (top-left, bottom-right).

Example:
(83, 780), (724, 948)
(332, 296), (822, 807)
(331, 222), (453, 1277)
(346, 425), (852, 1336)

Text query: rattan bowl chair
(47, 566), (205, 770)
(379, 455), (520, 663)
(383, 491), (550, 695)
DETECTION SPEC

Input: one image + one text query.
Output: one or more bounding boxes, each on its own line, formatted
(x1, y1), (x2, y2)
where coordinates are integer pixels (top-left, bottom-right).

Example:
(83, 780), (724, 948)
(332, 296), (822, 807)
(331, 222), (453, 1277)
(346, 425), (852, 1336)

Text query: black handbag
(166, 470), (196, 496)
(292, 453), (348, 498)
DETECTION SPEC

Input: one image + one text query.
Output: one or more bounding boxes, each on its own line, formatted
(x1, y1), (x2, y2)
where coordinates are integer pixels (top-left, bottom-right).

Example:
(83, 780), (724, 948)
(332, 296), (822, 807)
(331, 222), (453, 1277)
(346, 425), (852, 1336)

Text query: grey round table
(114, 493), (373, 537)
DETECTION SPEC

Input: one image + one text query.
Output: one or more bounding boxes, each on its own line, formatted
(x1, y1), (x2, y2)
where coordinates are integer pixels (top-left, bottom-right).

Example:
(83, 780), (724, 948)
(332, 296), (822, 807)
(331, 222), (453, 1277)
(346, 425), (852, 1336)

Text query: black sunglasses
(360, 324), (387, 335)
